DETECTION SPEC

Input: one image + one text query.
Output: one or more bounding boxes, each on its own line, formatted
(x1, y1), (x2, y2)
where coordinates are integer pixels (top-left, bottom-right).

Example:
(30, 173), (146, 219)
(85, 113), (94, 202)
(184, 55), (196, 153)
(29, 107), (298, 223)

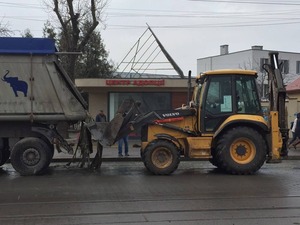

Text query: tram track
(1, 161), (300, 224)
(1, 204), (300, 224)
(1, 195), (300, 224)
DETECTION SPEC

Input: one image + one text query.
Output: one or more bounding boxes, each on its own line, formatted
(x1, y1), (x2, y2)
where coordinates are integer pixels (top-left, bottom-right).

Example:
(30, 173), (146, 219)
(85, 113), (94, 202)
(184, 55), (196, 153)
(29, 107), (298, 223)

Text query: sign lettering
(106, 79), (165, 86)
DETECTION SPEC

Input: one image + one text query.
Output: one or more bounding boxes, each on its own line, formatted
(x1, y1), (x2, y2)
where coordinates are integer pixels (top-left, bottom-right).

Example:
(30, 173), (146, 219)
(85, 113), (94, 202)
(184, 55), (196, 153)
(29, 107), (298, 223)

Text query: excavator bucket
(87, 99), (143, 146)
(87, 98), (193, 146)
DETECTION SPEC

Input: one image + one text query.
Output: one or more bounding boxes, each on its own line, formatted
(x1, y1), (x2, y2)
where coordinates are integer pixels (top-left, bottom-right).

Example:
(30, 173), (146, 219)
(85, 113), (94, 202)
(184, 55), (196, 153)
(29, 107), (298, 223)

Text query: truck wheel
(45, 141), (55, 159)
(144, 140), (180, 175)
(10, 138), (52, 176)
(215, 127), (266, 175)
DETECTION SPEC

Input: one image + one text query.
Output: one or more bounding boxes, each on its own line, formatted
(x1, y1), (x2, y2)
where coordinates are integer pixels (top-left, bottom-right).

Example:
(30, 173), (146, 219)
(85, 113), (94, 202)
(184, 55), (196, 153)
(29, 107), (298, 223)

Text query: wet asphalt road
(0, 160), (300, 225)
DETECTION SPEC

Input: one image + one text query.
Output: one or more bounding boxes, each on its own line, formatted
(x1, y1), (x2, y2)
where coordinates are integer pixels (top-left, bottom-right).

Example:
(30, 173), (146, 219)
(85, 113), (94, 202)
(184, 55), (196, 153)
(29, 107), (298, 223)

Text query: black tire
(140, 148), (145, 161)
(209, 148), (221, 168)
(143, 140), (180, 175)
(41, 137), (55, 159)
(10, 137), (53, 176)
(48, 142), (55, 159)
(215, 126), (267, 175)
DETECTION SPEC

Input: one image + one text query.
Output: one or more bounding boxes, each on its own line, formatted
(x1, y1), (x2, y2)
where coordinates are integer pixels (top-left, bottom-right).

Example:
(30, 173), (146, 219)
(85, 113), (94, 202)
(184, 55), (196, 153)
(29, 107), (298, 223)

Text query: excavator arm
(263, 52), (289, 160)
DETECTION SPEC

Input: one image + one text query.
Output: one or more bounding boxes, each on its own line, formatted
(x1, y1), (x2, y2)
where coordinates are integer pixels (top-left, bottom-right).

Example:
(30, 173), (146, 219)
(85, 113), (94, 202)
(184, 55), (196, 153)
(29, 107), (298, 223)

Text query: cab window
(235, 76), (261, 114)
(205, 76), (233, 114)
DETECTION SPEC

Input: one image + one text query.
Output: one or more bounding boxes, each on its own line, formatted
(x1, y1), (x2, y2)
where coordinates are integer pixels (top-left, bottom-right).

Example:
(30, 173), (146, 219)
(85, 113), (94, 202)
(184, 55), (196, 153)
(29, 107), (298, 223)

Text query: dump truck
(90, 52), (288, 175)
(0, 37), (88, 175)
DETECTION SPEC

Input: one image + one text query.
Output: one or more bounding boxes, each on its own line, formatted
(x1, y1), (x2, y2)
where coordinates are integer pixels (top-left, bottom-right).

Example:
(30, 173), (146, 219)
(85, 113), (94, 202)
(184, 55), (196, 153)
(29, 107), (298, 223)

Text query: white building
(197, 45), (300, 86)
(197, 45), (300, 129)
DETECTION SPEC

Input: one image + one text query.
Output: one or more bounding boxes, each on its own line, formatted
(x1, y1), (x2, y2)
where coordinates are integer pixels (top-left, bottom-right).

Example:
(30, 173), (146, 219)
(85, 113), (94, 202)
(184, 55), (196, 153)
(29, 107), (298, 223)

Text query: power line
(108, 18), (300, 29)
(0, 1), (43, 9)
(1, 1), (300, 33)
(106, 6), (300, 23)
(2, 16), (48, 22)
(106, 12), (300, 21)
(189, 0), (300, 6)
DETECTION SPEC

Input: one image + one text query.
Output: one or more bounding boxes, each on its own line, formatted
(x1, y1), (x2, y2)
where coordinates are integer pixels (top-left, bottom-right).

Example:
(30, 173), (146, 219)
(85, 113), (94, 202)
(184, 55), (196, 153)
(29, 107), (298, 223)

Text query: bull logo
(2, 70), (28, 97)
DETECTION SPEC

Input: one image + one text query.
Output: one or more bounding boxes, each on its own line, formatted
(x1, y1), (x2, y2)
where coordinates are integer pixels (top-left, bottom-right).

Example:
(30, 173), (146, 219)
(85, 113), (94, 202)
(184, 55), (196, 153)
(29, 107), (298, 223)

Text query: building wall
(172, 92), (189, 108)
(197, 47), (300, 77)
(89, 92), (108, 120)
(275, 52), (300, 75)
(197, 50), (256, 74)
(76, 78), (193, 121)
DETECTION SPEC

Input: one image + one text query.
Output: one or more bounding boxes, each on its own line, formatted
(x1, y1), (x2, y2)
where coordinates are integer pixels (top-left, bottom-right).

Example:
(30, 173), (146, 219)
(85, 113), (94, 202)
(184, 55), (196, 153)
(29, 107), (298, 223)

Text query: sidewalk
(53, 139), (300, 162)
(284, 146), (300, 159)
(53, 139), (142, 162)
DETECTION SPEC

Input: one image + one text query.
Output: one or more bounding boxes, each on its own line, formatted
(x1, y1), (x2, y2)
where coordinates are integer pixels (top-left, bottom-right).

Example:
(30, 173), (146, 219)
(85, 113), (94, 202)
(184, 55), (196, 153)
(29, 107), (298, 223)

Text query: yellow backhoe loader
(89, 52), (288, 175)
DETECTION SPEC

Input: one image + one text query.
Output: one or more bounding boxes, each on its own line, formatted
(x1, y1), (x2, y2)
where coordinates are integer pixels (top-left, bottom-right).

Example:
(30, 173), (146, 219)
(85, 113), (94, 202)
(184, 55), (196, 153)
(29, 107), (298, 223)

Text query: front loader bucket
(87, 99), (142, 146)
(87, 99), (195, 146)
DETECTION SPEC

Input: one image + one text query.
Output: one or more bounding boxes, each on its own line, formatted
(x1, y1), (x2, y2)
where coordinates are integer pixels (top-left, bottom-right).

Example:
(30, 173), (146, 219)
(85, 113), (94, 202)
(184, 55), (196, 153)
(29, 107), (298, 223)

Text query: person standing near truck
(95, 110), (107, 122)
(289, 112), (300, 149)
(289, 113), (297, 148)
(118, 135), (129, 157)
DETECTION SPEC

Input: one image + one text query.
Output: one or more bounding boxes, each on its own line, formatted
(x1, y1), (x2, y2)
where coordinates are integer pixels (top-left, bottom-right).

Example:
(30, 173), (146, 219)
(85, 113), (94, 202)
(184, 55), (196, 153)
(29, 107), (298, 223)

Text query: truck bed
(0, 37), (87, 123)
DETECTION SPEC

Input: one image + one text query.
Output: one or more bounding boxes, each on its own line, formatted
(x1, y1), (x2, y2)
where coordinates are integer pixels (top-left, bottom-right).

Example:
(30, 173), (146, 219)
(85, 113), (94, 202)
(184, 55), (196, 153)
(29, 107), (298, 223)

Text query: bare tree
(238, 58), (269, 99)
(21, 28), (33, 38)
(0, 19), (12, 37)
(45, 0), (108, 81)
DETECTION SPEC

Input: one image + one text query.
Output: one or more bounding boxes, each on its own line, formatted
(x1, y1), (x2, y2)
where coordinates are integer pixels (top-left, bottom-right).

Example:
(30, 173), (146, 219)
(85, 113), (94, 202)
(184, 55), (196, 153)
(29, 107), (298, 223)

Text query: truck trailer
(0, 37), (88, 175)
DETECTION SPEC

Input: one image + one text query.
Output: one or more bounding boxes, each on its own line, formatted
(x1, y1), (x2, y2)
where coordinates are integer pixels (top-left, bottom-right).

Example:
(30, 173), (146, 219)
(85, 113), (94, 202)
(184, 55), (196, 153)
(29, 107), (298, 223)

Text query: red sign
(106, 79), (165, 86)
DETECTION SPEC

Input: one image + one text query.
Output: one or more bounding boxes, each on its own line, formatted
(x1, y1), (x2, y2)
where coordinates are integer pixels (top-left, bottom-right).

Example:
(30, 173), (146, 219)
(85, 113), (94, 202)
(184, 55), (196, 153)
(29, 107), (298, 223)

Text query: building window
(260, 58), (269, 72)
(279, 59), (289, 74)
(297, 61), (300, 74)
(260, 58), (289, 74)
(108, 92), (171, 121)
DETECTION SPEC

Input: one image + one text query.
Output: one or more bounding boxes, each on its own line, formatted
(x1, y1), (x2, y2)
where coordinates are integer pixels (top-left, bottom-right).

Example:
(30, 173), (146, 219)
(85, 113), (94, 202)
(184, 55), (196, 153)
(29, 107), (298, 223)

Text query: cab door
(201, 75), (234, 133)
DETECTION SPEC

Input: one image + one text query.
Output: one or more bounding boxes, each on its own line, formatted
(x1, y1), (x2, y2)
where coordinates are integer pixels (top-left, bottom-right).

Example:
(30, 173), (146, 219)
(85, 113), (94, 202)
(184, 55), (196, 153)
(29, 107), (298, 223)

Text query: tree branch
(53, 0), (70, 46)
(78, 0), (99, 51)
(67, 0), (80, 50)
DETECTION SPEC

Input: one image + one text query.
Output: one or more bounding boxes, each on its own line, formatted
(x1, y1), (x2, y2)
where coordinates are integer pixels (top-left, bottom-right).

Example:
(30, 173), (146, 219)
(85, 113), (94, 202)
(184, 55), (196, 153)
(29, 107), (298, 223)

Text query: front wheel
(10, 137), (53, 176)
(215, 127), (267, 175)
(144, 140), (180, 175)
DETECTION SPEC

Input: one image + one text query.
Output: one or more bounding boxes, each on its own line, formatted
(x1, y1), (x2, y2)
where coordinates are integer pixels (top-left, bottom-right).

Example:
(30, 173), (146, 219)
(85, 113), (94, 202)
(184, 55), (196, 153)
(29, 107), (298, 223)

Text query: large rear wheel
(215, 127), (267, 175)
(209, 148), (223, 169)
(10, 137), (53, 176)
(144, 140), (180, 175)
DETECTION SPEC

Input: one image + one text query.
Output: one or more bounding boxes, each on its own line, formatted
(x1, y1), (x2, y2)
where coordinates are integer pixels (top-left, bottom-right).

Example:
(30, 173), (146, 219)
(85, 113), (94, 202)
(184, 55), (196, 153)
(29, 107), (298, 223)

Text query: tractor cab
(193, 69), (263, 133)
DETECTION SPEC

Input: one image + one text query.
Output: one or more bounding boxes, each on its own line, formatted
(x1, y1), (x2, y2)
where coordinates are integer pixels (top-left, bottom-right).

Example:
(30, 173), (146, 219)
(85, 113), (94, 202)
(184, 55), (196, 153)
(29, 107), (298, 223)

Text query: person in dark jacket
(95, 110), (107, 122)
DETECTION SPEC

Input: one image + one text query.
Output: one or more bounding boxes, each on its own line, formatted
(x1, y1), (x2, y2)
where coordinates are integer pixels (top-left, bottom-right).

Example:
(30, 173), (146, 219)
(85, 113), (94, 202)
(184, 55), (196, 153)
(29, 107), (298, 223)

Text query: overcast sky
(1, 0), (300, 76)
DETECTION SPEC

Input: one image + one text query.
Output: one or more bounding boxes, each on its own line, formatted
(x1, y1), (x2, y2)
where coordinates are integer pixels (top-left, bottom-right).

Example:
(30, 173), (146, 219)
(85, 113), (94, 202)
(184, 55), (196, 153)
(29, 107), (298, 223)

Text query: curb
(51, 156), (300, 163)
(6, 156), (300, 164)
